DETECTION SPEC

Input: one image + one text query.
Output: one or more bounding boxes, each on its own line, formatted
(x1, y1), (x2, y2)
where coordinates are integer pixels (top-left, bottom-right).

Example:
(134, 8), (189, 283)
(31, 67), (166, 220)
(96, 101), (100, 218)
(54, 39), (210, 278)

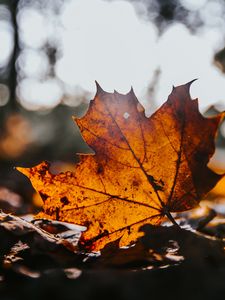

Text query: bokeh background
(1, 0), (225, 208)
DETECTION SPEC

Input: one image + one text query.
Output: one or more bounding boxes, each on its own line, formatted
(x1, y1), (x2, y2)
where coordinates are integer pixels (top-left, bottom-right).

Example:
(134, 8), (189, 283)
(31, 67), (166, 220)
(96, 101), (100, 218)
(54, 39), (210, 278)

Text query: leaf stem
(165, 210), (180, 229)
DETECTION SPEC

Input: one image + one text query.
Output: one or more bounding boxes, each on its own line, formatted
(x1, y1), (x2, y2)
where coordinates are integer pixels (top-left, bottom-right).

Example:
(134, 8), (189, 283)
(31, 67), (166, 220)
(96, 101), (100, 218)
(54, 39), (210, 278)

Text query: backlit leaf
(17, 81), (224, 251)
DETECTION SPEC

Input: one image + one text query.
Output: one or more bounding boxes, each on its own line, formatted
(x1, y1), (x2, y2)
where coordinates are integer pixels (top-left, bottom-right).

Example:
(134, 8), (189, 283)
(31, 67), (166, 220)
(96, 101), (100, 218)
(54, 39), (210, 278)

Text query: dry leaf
(18, 81), (224, 250)
(0, 212), (82, 266)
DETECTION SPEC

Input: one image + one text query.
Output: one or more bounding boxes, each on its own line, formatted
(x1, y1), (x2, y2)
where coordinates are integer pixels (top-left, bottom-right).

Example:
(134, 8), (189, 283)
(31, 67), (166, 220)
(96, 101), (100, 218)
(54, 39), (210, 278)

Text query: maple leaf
(17, 81), (224, 251)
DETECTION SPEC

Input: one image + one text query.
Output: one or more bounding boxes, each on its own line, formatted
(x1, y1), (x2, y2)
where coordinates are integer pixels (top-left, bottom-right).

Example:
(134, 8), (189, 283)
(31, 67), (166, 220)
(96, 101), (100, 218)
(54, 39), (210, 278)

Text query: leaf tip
(95, 81), (104, 94)
(72, 115), (78, 123)
(114, 89), (125, 96)
(172, 78), (198, 91)
(170, 79), (198, 99)
(127, 86), (135, 96)
(16, 161), (50, 179)
(16, 166), (30, 177)
(186, 78), (198, 89)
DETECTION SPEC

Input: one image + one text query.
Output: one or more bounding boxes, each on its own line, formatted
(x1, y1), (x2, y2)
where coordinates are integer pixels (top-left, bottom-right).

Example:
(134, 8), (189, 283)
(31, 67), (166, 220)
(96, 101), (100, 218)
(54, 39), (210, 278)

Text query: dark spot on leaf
(155, 184), (163, 191)
(176, 108), (184, 121)
(45, 208), (51, 215)
(39, 166), (48, 176)
(147, 175), (164, 191)
(160, 179), (165, 186)
(39, 192), (48, 201)
(97, 164), (104, 174)
(55, 207), (60, 220)
(60, 196), (69, 206)
(132, 180), (139, 187)
(83, 221), (92, 228)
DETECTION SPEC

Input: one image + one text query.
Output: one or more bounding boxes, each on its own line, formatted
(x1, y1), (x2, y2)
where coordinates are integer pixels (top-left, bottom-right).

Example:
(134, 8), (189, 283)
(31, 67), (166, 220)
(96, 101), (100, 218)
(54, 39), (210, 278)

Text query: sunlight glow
(17, 78), (63, 110)
(3, 0), (225, 111)
(17, 8), (49, 49)
(56, 0), (225, 112)
(18, 49), (49, 79)
(0, 21), (14, 68)
(156, 23), (225, 111)
(56, 0), (158, 95)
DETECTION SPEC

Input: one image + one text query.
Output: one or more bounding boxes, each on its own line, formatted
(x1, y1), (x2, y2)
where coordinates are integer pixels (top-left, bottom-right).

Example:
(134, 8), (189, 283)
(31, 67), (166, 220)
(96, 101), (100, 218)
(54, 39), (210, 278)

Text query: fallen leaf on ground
(18, 81), (224, 250)
(140, 224), (225, 268)
(0, 212), (80, 264)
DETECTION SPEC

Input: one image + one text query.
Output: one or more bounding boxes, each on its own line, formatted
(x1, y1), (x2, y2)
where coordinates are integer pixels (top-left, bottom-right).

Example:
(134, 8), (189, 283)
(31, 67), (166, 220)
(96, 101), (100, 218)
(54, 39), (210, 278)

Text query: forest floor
(1, 186), (225, 300)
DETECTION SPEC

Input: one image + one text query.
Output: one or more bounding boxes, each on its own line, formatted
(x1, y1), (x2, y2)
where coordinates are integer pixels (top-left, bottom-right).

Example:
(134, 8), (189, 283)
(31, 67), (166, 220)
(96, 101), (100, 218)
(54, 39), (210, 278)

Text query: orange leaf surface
(18, 81), (224, 251)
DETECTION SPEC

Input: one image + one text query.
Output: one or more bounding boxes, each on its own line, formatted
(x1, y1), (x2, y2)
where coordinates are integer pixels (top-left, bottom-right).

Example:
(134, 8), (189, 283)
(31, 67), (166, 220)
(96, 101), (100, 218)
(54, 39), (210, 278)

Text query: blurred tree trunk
(7, 0), (19, 112)
(0, 0), (20, 129)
